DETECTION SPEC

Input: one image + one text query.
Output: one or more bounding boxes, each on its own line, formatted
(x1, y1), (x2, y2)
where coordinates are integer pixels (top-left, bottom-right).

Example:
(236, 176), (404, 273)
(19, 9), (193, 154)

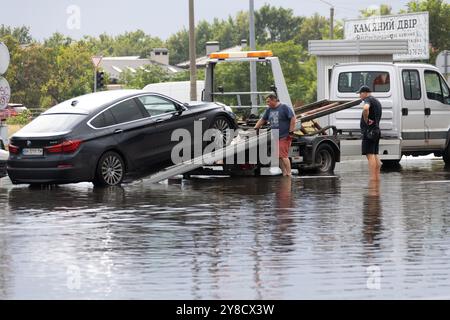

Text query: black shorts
(362, 138), (380, 155)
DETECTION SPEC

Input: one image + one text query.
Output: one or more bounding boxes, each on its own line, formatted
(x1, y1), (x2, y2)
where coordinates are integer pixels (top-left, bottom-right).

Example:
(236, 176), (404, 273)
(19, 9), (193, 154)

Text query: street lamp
(318, 0), (335, 40)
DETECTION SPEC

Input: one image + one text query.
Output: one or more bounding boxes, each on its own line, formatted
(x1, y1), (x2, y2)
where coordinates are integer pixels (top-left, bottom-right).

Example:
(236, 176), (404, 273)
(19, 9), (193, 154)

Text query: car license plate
(22, 148), (44, 156)
(289, 146), (300, 157)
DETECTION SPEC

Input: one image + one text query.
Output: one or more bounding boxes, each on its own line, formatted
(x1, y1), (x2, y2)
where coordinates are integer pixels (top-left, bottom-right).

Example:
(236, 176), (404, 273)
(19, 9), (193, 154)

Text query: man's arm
(254, 118), (267, 130)
(363, 103), (370, 124)
(289, 116), (297, 135)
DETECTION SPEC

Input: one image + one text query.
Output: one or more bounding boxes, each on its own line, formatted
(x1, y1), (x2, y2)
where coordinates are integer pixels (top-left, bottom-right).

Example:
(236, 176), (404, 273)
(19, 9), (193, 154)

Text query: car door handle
(197, 117), (207, 121)
(425, 108), (431, 116)
(156, 118), (165, 123)
(402, 108), (408, 116)
(114, 129), (123, 134)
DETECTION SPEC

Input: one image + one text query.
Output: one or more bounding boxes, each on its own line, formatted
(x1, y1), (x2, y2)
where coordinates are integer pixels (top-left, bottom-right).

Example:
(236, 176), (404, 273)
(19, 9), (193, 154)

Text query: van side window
(402, 70), (421, 100)
(338, 72), (390, 93)
(425, 70), (450, 105)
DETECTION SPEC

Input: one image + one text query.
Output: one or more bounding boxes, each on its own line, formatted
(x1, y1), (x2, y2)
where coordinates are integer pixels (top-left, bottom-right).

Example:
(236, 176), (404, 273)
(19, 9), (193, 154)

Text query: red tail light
(8, 144), (19, 154)
(46, 140), (83, 154)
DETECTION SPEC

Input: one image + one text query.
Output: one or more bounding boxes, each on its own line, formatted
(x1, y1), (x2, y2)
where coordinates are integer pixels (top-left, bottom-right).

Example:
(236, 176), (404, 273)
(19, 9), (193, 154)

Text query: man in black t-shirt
(358, 85), (382, 181)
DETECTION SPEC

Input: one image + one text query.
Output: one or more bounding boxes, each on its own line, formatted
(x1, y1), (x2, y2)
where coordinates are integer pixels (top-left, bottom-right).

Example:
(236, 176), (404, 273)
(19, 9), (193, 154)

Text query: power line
(317, 0), (334, 8)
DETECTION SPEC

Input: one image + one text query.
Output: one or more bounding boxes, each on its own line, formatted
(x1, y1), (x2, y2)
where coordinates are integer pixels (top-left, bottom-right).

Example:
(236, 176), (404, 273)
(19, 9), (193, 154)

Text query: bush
(6, 109), (32, 125)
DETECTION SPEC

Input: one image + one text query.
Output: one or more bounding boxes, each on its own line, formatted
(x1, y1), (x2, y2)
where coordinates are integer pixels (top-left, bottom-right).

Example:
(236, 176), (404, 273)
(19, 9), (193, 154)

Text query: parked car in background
(0, 139), (7, 178)
(7, 90), (237, 186)
(0, 104), (28, 121)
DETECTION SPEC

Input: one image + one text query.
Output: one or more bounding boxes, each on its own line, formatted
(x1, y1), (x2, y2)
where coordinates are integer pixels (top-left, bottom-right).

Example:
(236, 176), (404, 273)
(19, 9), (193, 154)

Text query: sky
(0, 0), (413, 41)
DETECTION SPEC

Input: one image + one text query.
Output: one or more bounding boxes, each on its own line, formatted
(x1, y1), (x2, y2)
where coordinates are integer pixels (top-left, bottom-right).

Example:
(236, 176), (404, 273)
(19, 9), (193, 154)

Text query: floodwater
(1, 158), (450, 300)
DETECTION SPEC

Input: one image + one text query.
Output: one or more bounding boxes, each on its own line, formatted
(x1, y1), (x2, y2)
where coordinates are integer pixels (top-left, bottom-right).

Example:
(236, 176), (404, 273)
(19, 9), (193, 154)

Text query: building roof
(100, 57), (183, 80)
(309, 40), (409, 56)
(177, 45), (243, 69)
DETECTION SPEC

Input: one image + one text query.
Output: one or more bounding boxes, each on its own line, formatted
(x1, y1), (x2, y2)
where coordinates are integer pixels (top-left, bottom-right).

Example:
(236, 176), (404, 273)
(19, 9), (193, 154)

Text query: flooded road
(1, 158), (450, 300)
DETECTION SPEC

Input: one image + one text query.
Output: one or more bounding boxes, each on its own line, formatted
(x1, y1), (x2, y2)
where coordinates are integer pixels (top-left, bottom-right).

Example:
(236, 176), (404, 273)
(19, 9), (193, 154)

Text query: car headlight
(216, 102), (233, 113)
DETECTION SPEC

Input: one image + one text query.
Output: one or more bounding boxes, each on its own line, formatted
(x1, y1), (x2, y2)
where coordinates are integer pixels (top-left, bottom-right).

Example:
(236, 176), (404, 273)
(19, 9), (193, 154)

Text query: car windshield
(18, 114), (86, 135)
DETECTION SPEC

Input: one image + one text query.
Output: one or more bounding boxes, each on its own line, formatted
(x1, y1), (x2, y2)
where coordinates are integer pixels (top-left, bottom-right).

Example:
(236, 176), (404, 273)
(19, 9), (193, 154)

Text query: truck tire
(315, 143), (336, 174)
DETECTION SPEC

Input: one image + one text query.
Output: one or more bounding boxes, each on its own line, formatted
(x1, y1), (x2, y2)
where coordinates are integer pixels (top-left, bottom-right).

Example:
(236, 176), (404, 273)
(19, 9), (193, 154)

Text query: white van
(143, 81), (205, 103)
(327, 62), (450, 164)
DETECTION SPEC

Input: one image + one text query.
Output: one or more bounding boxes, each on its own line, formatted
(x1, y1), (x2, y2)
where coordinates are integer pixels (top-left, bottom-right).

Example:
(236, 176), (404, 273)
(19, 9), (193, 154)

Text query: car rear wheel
(315, 144), (335, 174)
(94, 151), (125, 187)
(211, 116), (233, 147)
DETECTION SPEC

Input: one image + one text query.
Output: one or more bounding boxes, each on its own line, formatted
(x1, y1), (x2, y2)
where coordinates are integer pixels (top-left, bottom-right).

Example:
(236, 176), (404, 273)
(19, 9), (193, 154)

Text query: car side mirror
(176, 103), (189, 114)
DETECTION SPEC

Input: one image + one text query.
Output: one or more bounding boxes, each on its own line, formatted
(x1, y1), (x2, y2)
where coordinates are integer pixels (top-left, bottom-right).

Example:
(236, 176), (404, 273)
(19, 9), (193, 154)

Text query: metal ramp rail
(296, 99), (362, 122)
(145, 131), (271, 184)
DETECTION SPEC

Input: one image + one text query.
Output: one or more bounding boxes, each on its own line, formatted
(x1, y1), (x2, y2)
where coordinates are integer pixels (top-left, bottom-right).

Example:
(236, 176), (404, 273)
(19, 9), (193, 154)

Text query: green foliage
(404, 0), (450, 63)
(6, 109), (32, 125)
(119, 64), (170, 89)
(0, 25), (33, 44)
(360, 4), (393, 17)
(166, 29), (190, 65)
(255, 5), (303, 45)
(1, 0), (449, 112)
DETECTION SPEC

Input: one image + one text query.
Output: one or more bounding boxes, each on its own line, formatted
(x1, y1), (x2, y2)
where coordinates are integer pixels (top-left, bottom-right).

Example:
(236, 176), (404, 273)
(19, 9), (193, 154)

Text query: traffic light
(96, 71), (105, 90)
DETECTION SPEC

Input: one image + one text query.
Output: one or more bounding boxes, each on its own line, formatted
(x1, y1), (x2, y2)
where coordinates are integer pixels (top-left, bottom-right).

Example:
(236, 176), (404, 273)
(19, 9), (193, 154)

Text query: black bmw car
(7, 90), (237, 186)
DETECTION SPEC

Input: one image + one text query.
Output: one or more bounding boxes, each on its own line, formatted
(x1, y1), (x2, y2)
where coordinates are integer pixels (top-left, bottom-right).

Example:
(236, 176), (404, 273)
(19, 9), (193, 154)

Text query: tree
(1, 38), (53, 108)
(42, 42), (94, 106)
(44, 32), (73, 48)
(0, 25), (33, 44)
(360, 4), (393, 17)
(119, 64), (170, 89)
(111, 30), (164, 58)
(166, 29), (190, 65)
(294, 13), (343, 49)
(255, 5), (303, 45)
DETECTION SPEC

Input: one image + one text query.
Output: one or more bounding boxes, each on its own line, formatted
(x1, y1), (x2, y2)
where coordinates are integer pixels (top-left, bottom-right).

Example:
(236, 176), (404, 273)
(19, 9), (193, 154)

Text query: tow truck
(193, 50), (361, 176)
(143, 50), (361, 183)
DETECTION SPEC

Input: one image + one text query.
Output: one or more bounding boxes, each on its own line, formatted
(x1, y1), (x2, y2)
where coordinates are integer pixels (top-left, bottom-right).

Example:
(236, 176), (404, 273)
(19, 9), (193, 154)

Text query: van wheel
(93, 151), (125, 187)
(443, 145), (450, 165)
(315, 144), (335, 174)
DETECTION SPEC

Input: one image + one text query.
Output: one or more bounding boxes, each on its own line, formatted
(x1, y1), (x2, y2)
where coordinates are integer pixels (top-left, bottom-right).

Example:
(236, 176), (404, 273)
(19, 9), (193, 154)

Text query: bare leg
(367, 154), (380, 181)
(281, 158), (292, 176)
(279, 158), (286, 176)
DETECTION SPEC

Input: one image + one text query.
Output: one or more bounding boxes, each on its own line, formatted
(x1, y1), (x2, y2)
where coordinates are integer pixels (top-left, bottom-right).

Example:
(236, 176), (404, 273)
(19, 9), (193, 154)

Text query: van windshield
(18, 114), (86, 135)
(338, 72), (391, 93)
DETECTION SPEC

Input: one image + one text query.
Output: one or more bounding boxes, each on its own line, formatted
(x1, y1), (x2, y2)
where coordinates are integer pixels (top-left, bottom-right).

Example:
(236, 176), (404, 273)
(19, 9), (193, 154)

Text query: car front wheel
(211, 116), (233, 147)
(93, 151), (125, 187)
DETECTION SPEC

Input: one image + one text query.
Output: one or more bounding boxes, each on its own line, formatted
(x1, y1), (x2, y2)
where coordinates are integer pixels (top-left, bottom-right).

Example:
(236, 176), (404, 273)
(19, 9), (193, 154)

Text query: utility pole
(189, 0), (197, 101)
(319, 0), (334, 40)
(330, 6), (334, 40)
(249, 0), (258, 116)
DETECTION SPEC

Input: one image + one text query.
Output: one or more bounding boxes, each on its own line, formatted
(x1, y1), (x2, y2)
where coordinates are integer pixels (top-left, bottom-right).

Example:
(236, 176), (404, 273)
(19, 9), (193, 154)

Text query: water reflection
(272, 177), (295, 250)
(363, 179), (382, 247)
(1, 159), (450, 299)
